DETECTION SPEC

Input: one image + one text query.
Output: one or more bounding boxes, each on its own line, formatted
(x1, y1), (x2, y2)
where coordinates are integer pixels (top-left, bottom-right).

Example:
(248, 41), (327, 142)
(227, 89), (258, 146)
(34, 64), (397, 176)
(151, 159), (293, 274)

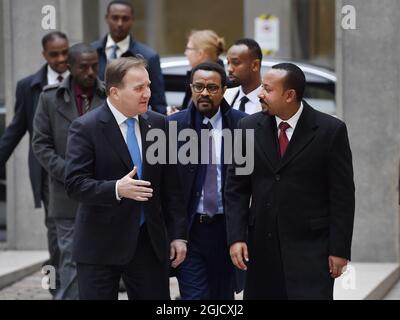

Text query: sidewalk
(1, 251), (399, 300)
(0, 251), (48, 289)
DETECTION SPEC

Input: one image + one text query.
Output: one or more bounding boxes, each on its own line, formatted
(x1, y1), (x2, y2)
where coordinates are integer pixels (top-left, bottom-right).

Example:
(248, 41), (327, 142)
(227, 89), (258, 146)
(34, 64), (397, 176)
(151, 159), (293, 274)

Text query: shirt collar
(107, 98), (139, 126)
(47, 65), (70, 85)
(237, 85), (261, 105)
(106, 34), (131, 54)
(202, 107), (222, 130)
(275, 102), (304, 131)
(73, 81), (94, 98)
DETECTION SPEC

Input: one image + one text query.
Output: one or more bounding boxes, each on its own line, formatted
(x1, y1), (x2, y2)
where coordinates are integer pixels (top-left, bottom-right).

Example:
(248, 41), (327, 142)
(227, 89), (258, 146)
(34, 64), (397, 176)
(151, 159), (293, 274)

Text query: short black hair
(272, 63), (306, 102)
(41, 31), (68, 50)
(234, 38), (262, 62)
(67, 43), (97, 66)
(190, 62), (227, 87)
(107, 0), (134, 15)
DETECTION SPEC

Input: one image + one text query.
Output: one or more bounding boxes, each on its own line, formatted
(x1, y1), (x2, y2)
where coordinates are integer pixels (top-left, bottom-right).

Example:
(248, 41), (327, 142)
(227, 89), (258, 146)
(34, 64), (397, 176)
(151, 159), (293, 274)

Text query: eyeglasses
(191, 83), (221, 94)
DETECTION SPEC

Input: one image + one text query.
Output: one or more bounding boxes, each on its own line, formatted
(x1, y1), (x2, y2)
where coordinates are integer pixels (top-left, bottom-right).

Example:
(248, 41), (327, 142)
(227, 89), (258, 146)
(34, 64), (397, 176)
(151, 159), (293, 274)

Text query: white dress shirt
(196, 108), (224, 215)
(224, 86), (262, 114)
(105, 34), (130, 60)
(47, 66), (69, 85)
(275, 102), (304, 141)
(107, 98), (142, 200)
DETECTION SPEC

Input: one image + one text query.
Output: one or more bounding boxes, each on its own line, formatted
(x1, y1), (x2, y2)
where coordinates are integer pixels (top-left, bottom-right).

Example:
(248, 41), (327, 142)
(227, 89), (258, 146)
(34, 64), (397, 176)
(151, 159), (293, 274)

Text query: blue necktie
(203, 122), (218, 216)
(110, 44), (118, 60)
(126, 118), (145, 225)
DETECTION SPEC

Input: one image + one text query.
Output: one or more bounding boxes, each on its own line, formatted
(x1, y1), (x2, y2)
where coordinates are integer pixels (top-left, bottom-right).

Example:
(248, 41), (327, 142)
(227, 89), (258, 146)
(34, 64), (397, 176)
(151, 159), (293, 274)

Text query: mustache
(259, 98), (267, 104)
(198, 97), (213, 104)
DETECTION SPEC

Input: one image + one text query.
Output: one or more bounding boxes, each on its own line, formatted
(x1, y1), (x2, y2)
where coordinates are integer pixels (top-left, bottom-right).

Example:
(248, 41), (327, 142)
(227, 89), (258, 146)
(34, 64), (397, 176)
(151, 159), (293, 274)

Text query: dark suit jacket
(92, 35), (167, 114)
(224, 101), (355, 299)
(168, 99), (246, 225)
(65, 103), (187, 265)
(0, 65), (48, 208)
(32, 76), (106, 219)
(168, 99), (247, 292)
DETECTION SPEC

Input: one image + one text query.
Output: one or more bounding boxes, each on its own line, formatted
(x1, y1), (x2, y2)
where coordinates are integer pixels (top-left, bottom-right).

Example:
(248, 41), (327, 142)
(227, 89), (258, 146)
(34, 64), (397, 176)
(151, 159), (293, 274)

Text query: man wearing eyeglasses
(168, 62), (247, 300)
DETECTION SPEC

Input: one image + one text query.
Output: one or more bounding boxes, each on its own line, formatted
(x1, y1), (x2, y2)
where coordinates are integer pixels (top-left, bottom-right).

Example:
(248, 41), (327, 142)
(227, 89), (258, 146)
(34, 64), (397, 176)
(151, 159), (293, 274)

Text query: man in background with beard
(32, 43), (106, 299)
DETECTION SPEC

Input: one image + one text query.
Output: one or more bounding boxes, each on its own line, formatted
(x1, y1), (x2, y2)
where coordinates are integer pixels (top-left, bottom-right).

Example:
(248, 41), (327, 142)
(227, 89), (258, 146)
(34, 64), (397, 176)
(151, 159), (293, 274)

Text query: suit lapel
(256, 113), (280, 171)
(56, 90), (79, 123)
(89, 80), (106, 111)
(100, 104), (133, 171)
(55, 78), (79, 123)
(277, 102), (318, 171)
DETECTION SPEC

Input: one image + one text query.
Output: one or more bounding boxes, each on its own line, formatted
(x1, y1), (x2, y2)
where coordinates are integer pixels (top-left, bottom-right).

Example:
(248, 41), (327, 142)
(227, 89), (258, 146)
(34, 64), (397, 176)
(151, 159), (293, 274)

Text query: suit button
(267, 233), (272, 239)
(275, 174), (281, 181)
(266, 203), (271, 208)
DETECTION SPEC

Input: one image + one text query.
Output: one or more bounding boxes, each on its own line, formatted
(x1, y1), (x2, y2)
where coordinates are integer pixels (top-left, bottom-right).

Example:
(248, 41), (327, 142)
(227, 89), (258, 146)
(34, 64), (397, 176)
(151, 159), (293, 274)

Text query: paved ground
(384, 280), (400, 300)
(1, 267), (398, 300)
(0, 271), (51, 300)
(0, 269), (244, 300)
(0, 270), (181, 300)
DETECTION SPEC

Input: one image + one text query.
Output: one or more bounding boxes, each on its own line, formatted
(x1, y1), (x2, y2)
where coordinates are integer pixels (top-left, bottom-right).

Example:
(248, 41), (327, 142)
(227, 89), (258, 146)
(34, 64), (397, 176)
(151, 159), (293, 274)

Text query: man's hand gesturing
(117, 167), (153, 201)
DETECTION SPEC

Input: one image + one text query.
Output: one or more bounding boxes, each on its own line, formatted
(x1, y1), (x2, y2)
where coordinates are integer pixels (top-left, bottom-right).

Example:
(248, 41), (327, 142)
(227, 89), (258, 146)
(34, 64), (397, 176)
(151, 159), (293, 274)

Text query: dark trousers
(176, 214), (235, 300)
(77, 225), (170, 300)
(42, 174), (60, 297)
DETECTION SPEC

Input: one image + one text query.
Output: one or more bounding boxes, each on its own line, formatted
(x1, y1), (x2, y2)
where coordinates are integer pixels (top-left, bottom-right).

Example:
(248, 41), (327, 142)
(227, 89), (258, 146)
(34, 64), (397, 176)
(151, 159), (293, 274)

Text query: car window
(161, 57), (336, 115)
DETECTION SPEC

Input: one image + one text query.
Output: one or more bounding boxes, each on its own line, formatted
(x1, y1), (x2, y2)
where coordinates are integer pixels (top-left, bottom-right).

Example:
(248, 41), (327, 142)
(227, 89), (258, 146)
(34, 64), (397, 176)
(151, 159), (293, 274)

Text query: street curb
(365, 265), (400, 300)
(0, 251), (48, 290)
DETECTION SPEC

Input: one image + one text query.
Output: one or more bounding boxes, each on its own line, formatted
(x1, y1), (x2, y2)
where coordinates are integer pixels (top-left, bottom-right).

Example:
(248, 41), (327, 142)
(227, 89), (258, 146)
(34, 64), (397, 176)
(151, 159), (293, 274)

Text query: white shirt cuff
(115, 180), (122, 201)
(173, 239), (188, 244)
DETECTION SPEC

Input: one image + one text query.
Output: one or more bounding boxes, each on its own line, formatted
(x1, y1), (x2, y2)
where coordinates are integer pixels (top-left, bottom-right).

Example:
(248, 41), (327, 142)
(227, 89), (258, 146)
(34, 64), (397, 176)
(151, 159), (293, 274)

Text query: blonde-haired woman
(184, 29), (225, 69)
(167, 30), (226, 114)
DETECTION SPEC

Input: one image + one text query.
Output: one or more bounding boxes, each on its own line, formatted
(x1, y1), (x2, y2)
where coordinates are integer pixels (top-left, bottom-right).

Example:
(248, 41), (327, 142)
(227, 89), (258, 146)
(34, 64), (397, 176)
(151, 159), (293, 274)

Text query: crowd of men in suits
(0, 0), (355, 300)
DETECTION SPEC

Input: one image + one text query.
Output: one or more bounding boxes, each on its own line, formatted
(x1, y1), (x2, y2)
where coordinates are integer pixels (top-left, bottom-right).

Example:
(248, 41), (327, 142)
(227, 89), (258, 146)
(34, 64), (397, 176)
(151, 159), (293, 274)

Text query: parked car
(161, 56), (336, 115)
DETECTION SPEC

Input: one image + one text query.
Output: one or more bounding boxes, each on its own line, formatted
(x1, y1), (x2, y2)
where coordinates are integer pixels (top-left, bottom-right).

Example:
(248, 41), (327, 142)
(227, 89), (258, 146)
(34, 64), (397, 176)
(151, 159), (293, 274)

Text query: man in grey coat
(32, 43), (106, 299)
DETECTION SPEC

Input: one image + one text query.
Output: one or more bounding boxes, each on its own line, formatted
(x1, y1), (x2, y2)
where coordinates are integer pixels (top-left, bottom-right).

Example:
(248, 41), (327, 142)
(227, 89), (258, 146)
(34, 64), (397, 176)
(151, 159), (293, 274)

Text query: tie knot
(202, 121), (213, 130)
(110, 44), (119, 59)
(57, 75), (64, 83)
(126, 118), (137, 128)
(240, 96), (249, 103)
(279, 121), (290, 132)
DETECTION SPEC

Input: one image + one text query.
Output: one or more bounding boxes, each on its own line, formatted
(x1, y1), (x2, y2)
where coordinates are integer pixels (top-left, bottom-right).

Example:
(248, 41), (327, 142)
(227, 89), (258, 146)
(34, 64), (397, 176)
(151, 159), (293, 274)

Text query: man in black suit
(225, 63), (355, 300)
(65, 57), (187, 300)
(0, 31), (69, 297)
(92, 0), (167, 114)
(168, 62), (246, 300)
